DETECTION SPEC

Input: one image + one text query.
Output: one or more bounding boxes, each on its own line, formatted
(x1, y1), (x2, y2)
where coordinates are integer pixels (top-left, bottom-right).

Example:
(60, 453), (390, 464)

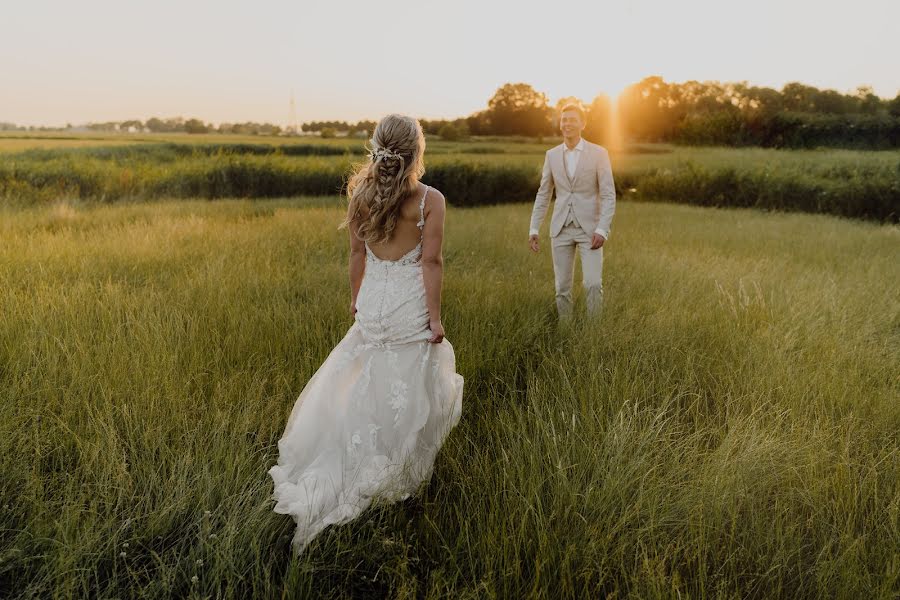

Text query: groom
(528, 104), (616, 320)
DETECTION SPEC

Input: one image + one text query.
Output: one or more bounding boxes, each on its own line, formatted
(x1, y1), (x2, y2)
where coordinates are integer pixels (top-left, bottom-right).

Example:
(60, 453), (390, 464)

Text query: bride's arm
(420, 189), (446, 343)
(348, 212), (366, 316)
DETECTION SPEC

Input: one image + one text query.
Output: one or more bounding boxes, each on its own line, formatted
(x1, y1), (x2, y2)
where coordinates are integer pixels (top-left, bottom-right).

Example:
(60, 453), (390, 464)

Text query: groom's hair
(559, 104), (586, 122)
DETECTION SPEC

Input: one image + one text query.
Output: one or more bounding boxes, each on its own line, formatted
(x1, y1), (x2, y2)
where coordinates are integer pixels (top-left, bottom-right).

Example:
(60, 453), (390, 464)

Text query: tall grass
(0, 198), (897, 598)
(0, 133), (554, 155)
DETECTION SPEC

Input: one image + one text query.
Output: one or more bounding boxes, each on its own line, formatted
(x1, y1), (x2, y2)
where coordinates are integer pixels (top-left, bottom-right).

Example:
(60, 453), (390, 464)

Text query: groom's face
(560, 111), (584, 138)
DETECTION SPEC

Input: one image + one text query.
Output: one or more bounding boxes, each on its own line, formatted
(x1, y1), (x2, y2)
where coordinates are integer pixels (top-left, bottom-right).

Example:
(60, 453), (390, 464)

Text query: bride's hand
(428, 319), (445, 344)
(350, 301), (357, 317)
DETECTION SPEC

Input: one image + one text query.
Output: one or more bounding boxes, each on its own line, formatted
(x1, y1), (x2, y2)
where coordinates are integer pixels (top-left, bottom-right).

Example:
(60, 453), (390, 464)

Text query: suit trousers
(551, 223), (603, 319)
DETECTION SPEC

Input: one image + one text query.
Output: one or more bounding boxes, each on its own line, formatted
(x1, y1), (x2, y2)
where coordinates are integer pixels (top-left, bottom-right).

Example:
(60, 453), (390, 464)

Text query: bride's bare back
(364, 183), (429, 261)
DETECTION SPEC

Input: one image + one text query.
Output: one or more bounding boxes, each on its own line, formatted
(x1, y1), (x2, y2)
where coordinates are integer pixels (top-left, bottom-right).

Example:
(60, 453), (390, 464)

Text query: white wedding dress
(268, 185), (464, 555)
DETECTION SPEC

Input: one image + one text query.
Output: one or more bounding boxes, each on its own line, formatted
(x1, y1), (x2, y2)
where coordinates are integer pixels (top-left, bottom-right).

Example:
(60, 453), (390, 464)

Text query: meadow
(1, 196), (897, 598)
(1, 133), (898, 220)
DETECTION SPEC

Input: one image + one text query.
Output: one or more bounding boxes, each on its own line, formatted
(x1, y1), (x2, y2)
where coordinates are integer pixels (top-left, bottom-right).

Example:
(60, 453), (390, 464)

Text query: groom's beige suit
(529, 139), (616, 318)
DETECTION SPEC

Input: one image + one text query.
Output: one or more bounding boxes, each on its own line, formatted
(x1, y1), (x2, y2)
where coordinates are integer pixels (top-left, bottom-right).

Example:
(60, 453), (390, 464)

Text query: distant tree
(257, 123), (282, 135)
(855, 86), (882, 114)
(889, 93), (900, 117)
(452, 119), (470, 139)
(302, 121), (350, 132)
(146, 117), (184, 133)
(584, 95), (613, 145)
(742, 85), (783, 115)
(736, 85), (783, 143)
(320, 127), (336, 139)
(812, 89), (853, 114)
(120, 119), (144, 132)
(184, 119), (209, 134)
(438, 123), (465, 141)
(781, 82), (819, 112)
(355, 120), (376, 137)
(229, 122), (280, 135)
(464, 111), (490, 136)
(485, 83), (553, 136)
(347, 121), (366, 136)
(166, 117), (185, 131)
(87, 121), (120, 131)
(418, 119), (446, 136)
(618, 76), (684, 142)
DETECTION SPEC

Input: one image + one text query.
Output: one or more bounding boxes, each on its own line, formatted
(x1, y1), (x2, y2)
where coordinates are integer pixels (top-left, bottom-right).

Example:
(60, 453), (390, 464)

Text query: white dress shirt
(563, 138), (583, 180)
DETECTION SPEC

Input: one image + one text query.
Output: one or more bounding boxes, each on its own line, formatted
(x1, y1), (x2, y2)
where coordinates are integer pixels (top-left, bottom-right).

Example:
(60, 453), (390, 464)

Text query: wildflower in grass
(191, 575), (198, 584)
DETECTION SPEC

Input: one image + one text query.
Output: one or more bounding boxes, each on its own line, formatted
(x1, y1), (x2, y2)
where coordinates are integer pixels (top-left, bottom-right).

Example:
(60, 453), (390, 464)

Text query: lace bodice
(364, 185), (428, 267)
(355, 185), (432, 346)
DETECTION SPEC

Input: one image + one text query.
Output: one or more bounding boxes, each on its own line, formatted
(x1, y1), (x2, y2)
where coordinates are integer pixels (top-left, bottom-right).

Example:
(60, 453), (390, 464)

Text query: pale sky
(2, 0), (898, 127)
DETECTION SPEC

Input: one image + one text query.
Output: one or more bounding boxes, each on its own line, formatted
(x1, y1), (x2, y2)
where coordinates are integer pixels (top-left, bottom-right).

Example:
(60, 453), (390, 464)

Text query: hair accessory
(370, 146), (403, 161)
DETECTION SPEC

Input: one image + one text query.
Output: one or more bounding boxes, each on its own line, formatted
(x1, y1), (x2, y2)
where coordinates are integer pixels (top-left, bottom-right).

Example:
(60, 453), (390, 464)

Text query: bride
(268, 114), (464, 556)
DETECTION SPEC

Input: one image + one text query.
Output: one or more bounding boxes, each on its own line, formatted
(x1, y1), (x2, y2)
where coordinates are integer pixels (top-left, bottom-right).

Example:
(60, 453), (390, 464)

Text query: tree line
(3, 77), (897, 147)
(0, 118), (285, 136)
(416, 79), (900, 148)
(616, 77), (899, 148)
(301, 78), (900, 148)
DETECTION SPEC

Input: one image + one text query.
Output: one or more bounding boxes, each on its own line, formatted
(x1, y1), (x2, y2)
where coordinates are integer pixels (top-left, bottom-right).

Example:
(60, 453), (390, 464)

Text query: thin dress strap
(416, 185), (429, 232)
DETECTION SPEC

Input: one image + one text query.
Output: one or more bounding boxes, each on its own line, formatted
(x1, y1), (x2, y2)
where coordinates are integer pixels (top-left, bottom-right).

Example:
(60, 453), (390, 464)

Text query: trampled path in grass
(0, 199), (897, 598)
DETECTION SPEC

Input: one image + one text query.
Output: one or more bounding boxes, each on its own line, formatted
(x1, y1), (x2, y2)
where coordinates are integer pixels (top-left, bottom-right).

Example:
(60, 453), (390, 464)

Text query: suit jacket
(528, 140), (616, 239)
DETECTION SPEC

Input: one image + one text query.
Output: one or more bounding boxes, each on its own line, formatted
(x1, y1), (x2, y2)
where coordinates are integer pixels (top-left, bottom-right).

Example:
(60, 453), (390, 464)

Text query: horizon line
(3, 75), (898, 130)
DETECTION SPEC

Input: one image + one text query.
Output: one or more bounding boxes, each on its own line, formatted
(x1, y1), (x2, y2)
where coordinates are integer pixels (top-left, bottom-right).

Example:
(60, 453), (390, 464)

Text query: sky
(2, 0), (898, 127)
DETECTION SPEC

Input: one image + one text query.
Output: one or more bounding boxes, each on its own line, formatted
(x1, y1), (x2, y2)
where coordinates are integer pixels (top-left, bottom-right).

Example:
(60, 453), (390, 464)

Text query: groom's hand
(590, 233), (605, 250)
(529, 234), (540, 253)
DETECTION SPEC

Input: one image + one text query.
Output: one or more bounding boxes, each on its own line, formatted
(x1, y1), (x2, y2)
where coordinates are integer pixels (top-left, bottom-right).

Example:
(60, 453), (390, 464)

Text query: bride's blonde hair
(343, 114), (426, 245)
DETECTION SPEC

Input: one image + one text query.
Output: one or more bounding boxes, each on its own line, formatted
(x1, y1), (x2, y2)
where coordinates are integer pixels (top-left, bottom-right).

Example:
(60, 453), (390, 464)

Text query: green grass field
(0, 132), (554, 154)
(1, 197), (897, 598)
(2, 133), (897, 220)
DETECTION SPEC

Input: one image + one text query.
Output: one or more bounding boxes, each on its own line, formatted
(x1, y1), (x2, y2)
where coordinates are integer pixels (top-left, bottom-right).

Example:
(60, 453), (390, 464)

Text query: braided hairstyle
(343, 114), (426, 245)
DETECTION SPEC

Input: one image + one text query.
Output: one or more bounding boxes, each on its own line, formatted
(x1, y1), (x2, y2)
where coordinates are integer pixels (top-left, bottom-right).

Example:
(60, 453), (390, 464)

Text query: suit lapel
(559, 142), (581, 190)
(553, 145), (571, 189)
